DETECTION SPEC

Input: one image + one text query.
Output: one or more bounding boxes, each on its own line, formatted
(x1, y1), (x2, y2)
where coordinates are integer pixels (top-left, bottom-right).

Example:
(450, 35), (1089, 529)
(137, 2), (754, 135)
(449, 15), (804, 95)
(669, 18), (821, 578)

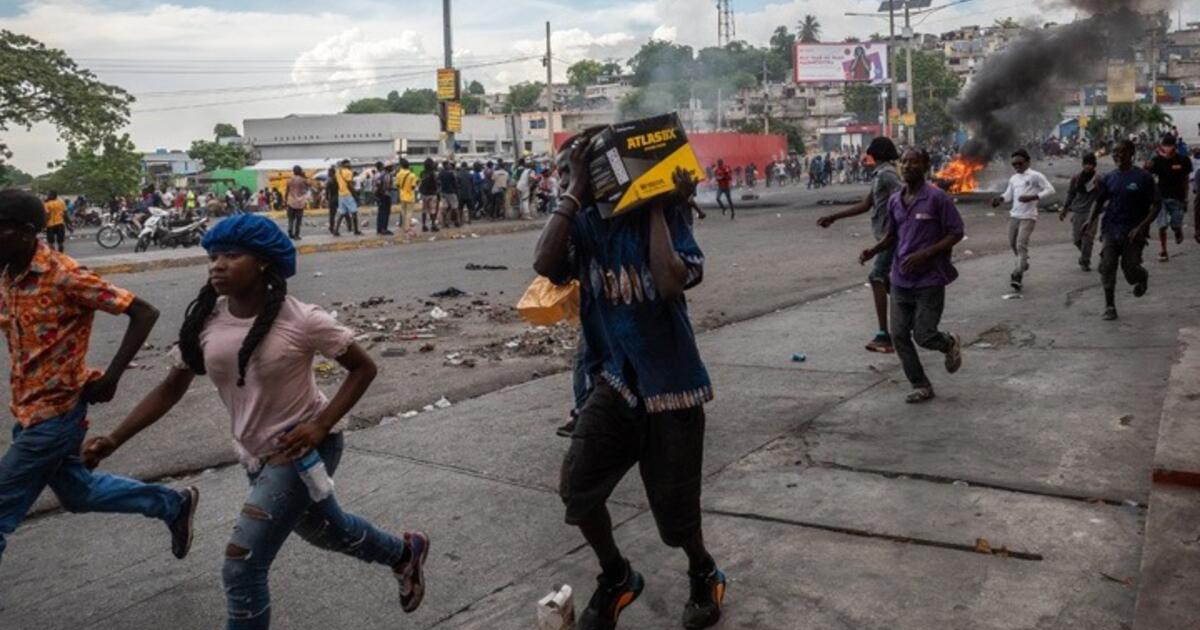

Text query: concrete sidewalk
(81, 216), (545, 276)
(2, 240), (1195, 629)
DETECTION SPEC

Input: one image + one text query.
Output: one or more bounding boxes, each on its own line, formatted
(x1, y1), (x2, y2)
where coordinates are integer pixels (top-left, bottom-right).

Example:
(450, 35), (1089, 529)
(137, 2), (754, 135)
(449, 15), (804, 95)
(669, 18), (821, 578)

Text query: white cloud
(291, 28), (431, 96)
(4, 0), (1198, 174)
(652, 25), (678, 42)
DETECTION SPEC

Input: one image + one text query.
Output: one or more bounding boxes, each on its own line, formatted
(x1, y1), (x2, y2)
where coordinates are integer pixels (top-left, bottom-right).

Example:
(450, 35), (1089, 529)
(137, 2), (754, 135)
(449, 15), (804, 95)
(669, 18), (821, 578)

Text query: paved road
(5, 199), (1194, 629)
(1, 160), (1086, 484)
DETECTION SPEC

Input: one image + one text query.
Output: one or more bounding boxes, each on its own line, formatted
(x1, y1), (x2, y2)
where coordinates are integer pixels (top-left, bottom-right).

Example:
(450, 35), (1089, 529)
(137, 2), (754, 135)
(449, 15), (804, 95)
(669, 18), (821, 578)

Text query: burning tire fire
(935, 157), (987, 194)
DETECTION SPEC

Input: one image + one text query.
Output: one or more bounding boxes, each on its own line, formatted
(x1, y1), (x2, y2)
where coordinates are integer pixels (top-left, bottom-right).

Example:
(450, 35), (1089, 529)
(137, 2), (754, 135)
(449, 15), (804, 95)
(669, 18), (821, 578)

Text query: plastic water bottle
(295, 450), (335, 502)
(536, 584), (576, 630)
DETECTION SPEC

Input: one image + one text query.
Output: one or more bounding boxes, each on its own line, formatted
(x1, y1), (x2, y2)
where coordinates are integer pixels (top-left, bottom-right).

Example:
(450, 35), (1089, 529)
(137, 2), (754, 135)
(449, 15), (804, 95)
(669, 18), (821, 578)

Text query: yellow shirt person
(44, 198), (67, 227)
(395, 168), (418, 204)
(337, 167), (354, 196)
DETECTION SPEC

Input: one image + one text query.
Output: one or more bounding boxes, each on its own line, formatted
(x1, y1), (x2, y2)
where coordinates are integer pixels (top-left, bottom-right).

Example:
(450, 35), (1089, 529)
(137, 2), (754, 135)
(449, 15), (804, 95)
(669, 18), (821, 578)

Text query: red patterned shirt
(0, 243), (134, 427)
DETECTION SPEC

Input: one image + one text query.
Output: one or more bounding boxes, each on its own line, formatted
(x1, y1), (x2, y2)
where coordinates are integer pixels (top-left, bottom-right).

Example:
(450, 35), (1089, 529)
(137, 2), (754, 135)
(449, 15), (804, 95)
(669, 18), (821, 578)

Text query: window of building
(524, 141), (533, 151)
(529, 118), (547, 129)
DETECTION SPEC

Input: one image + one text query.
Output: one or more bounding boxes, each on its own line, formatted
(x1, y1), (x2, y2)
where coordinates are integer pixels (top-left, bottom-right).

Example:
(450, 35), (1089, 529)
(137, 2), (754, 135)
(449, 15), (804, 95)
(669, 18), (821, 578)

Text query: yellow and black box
(586, 113), (705, 219)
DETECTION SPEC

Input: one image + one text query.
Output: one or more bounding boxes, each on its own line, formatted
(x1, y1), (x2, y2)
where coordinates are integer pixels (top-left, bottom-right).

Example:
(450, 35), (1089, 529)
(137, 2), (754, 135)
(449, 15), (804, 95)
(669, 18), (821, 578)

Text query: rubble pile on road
(312, 289), (577, 382)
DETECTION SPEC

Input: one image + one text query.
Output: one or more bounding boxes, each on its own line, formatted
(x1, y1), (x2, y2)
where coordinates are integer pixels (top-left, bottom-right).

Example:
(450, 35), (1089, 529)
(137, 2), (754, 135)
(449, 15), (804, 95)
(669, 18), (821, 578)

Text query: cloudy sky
(4, 0), (1197, 174)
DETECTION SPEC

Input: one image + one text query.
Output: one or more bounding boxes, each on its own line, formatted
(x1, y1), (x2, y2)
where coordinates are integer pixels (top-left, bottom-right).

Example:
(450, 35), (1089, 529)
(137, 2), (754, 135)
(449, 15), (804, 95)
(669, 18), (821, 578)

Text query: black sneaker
(944, 333), (962, 374)
(394, 531), (430, 613)
(1010, 272), (1022, 292)
(556, 415), (577, 438)
(682, 566), (727, 629)
(169, 486), (199, 560)
(578, 561), (644, 630)
(1133, 277), (1148, 298)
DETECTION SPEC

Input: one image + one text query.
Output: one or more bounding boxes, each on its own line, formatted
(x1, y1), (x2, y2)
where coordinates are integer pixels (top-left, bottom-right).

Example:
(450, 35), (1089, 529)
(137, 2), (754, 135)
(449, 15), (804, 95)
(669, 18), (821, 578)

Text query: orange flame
(935, 156), (986, 194)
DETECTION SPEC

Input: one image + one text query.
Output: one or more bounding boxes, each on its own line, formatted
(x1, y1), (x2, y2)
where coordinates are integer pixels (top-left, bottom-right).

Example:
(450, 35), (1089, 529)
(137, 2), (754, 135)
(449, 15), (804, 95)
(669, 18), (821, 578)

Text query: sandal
(905, 387), (935, 404)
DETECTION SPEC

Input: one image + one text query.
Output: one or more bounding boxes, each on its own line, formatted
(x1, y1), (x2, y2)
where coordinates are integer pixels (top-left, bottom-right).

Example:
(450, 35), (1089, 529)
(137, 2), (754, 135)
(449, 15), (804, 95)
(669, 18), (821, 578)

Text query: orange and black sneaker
(578, 560), (644, 630)
(681, 566), (727, 629)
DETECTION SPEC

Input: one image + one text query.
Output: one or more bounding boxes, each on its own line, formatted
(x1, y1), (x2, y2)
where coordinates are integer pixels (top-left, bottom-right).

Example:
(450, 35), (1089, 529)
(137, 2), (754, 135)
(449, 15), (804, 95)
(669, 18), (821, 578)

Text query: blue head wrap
(202, 214), (297, 279)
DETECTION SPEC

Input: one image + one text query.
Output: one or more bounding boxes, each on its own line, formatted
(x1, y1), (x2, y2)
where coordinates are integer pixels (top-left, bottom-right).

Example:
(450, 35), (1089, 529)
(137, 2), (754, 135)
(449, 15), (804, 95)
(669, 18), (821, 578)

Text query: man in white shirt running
(992, 149), (1055, 291)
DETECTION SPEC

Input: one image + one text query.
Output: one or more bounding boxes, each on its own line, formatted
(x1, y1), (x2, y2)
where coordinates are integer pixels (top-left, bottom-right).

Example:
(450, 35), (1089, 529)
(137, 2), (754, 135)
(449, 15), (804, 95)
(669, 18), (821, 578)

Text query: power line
(129, 56), (539, 113)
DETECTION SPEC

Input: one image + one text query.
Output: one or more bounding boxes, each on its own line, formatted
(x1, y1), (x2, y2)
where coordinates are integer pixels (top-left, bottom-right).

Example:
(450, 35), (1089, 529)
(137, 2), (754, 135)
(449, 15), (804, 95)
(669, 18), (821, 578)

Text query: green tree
(33, 134), (141, 200)
(189, 139), (252, 170)
(462, 93), (486, 115)
(0, 30), (133, 164)
(466, 80), (485, 95)
(506, 81), (545, 113)
(568, 59), (606, 91)
(894, 50), (963, 141)
(993, 17), (1020, 29)
(213, 122), (239, 139)
(844, 84), (882, 124)
(798, 15), (822, 44)
(388, 88), (438, 114)
(628, 40), (696, 87)
(767, 26), (796, 82)
(0, 163), (33, 187)
(344, 97), (393, 114)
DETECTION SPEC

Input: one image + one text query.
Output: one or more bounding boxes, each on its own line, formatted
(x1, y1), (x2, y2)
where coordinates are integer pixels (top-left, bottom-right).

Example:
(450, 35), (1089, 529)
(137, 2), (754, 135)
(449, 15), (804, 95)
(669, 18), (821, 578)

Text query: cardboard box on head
(585, 113), (706, 219)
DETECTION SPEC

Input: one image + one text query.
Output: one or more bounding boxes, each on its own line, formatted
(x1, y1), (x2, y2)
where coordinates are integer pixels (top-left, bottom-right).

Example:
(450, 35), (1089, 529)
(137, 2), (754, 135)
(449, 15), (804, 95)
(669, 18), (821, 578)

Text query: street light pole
(545, 22), (555, 154)
(888, 1), (897, 139)
(443, 0), (455, 156)
(904, 2), (915, 146)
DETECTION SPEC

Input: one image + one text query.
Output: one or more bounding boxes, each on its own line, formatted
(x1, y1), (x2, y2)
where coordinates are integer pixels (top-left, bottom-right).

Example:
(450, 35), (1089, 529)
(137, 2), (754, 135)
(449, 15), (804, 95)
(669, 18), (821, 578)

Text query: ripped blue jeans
(223, 433), (406, 629)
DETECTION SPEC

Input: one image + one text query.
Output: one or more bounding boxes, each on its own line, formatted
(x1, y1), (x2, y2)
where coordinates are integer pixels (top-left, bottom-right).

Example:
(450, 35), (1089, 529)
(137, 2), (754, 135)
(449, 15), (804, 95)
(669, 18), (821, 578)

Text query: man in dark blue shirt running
(1085, 139), (1161, 321)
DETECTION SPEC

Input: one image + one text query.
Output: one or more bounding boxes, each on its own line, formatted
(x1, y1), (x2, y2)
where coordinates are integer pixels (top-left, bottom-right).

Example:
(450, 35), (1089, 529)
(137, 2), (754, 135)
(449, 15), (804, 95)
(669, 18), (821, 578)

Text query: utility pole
(545, 22), (555, 154)
(762, 55), (770, 135)
(717, 87), (723, 131)
(887, 1), (897, 139)
(442, 0), (455, 156)
(904, 2), (915, 146)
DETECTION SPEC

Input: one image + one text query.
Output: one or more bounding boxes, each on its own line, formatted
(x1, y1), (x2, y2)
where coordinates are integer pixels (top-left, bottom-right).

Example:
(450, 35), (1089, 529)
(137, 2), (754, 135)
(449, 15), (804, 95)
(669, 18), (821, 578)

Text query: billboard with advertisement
(794, 42), (888, 83)
(1107, 63), (1137, 104)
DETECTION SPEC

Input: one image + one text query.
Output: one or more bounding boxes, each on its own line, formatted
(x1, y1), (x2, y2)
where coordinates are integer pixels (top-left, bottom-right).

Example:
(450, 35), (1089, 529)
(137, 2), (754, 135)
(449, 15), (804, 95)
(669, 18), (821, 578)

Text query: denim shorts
(337, 195), (357, 216)
(869, 246), (894, 288)
(559, 381), (705, 547)
(1157, 198), (1185, 229)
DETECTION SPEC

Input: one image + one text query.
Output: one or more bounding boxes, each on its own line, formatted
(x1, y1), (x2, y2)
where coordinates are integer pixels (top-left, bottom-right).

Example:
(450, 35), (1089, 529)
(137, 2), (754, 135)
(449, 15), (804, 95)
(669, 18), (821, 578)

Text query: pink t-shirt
(171, 296), (353, 467)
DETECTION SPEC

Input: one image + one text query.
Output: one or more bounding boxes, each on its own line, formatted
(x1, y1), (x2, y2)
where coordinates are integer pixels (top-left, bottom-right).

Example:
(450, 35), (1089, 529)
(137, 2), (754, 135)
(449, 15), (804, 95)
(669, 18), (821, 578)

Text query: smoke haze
(952, 0), (1176, 160)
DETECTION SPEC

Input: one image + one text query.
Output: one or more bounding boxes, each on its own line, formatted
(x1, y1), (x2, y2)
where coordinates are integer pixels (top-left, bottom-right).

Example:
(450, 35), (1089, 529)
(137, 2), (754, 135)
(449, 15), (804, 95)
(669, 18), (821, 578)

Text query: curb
(89, 221), (544, 277)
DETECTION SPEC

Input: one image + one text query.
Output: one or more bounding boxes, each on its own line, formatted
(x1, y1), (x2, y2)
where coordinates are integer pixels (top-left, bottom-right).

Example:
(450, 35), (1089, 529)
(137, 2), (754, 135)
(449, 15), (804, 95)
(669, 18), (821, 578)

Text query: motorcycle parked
(95, 210), (144, 249)
(74, 205), (105, 228)
(134, 207), (208, 252)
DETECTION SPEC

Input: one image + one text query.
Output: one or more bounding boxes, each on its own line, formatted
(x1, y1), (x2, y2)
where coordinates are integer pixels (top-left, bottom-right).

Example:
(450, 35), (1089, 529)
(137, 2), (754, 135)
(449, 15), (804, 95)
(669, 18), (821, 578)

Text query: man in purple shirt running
(859, 148), (965, 403)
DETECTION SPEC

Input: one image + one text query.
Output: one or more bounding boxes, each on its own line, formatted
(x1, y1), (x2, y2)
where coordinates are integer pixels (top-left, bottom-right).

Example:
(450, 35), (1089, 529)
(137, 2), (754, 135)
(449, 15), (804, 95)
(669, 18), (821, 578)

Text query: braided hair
(177, 266), (289, 387)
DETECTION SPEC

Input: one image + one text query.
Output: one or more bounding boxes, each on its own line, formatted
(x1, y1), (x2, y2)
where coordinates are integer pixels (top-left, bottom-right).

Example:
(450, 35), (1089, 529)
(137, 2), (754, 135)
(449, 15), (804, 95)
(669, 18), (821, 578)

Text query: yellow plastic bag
(517, 276), (580, 326)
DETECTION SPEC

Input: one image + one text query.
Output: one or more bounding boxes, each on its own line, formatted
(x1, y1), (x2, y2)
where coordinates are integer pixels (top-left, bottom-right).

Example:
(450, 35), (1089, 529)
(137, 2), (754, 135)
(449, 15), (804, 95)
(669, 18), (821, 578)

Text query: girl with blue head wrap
(83, 213), (432, 627)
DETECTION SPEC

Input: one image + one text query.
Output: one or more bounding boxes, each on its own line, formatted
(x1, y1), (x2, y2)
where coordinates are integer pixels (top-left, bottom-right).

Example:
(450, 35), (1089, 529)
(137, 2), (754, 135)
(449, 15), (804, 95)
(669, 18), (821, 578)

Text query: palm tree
(798, 15), (821, 44)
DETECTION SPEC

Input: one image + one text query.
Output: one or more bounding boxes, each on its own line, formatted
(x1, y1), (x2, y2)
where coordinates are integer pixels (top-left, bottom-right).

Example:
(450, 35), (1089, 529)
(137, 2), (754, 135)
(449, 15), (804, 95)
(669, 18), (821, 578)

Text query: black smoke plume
(951, 0), (1166, 161)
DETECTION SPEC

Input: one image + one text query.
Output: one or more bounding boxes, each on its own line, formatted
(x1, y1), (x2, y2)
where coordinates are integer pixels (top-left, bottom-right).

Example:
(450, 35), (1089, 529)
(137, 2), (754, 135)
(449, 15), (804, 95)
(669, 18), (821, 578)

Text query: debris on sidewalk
(430, 306), (449, 320)
(537, 584), (576, 630)
(1002, 293), (1023, 300)
(313, 271), (325, 277)
(466, 263), (509, 271)
(401, 410), (420, 419)
(791, 352), (807, 363)
(382, 347), (408, 358)
(434, 396), (452, 409)
(431, 287), (469, 298)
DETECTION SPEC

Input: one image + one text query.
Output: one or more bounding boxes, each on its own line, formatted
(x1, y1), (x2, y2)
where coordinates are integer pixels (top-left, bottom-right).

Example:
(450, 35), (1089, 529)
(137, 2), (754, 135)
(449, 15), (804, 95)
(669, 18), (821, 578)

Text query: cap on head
(202, 214), (297, 278)
(0, 189), (48, 232)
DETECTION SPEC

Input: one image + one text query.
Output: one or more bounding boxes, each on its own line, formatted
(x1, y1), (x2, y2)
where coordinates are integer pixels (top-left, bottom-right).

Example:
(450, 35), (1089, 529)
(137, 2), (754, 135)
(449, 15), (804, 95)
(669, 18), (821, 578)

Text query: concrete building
(142, 149), (201, 189)
(243, 113), (553, 163)
(939, 25), (1022, 86)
